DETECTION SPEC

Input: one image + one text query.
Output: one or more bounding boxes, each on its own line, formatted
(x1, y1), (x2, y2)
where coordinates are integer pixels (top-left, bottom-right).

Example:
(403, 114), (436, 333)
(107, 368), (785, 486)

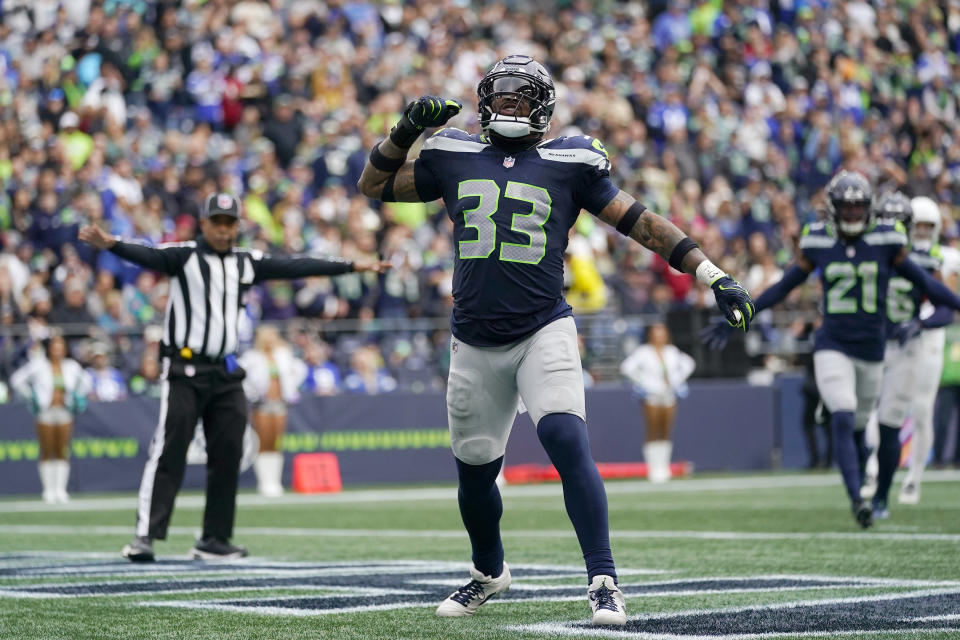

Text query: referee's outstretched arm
(78, 225), (392, 276)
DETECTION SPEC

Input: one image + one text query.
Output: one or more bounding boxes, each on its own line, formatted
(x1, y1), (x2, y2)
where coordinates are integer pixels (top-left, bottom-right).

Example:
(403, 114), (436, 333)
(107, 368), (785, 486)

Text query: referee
(79, 193), (389, 562)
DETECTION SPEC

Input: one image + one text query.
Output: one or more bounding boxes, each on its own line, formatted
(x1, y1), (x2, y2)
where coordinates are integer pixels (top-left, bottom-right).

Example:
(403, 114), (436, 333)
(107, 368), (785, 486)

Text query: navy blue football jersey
(414, 128), (619, 346)
(885, 244), (943, 336)
(799, 220), (907, 361)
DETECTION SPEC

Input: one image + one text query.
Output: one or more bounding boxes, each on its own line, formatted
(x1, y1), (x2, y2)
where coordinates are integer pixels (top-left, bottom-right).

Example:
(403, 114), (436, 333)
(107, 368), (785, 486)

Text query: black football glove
(893, 317), (923, 345)
(390, 96), (462, 148)
(711, 275), (755, 331)
(700, 319), (735, 351)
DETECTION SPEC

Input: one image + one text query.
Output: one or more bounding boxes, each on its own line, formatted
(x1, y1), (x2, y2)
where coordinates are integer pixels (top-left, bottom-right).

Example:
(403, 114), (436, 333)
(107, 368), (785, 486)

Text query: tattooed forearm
(630, 214), (707, 274)
(597, 190), (707, 276)
(357, 137), (414, 199)
(389, 165), (422, 202)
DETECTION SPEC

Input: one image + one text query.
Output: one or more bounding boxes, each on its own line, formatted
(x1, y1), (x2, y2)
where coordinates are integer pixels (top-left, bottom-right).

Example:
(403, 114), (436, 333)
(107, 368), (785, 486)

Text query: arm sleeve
(413, 157), (443, 202)
(895, 257), (960, 312)
(252, 254), (354, 282)
(753, 265), (810, 313)
(9, 361), (33, 399)
(922, 305), (955, 329)
(109, 241), (191, 275)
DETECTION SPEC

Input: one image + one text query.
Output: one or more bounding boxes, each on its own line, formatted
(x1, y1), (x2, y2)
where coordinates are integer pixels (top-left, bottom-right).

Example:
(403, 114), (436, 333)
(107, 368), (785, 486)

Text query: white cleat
(588, 574), (627, 625)
(436, 563), (511, 617)
(898, 481), (920, 505)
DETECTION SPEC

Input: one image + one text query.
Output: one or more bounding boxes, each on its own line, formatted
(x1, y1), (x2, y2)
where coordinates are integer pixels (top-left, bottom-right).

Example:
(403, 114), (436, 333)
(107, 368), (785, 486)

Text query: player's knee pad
(451, 436), (505, 466)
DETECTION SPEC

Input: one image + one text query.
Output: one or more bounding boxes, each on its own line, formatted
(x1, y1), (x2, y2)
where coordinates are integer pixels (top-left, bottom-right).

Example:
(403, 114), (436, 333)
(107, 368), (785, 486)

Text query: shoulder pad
(799, 222), (835, 249)
(541, 135), (609, 156)
(863, 223), (907, 246)
(422, 128), (488, 153)
(536, 135), (610, 169)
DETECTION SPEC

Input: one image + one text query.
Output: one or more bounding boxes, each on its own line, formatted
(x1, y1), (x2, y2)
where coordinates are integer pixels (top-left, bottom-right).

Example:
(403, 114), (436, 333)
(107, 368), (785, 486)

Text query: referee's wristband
(369, 145), (406, 173)
(696, 259), (726, 286)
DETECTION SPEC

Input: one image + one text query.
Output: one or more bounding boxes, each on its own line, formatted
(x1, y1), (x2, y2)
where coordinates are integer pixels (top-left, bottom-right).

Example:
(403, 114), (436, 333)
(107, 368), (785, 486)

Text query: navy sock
(455, 456), (504, 578)
(831, 411), (862, 503)
(852, 429), (868, 483)
(874, 425), (902, 505)
(537, 413), (616, 583)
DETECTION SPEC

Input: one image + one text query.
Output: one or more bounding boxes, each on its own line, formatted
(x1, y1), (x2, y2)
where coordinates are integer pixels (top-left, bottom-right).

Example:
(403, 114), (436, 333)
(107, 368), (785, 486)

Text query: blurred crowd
(2, 0), (960, 399)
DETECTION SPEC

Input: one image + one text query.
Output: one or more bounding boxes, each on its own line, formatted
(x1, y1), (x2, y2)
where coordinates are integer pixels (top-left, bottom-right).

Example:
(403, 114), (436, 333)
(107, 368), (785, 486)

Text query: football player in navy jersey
(703, 171), (960, 529)
(862, 192), (946, 518)
(358, 55), (756, 625)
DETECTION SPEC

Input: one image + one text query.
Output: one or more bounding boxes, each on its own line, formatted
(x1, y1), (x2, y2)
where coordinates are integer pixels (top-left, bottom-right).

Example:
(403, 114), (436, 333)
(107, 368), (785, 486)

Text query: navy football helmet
(872, 190), (912, 231)
(477, 55), (556, 139)
(825, 170), (873, 237)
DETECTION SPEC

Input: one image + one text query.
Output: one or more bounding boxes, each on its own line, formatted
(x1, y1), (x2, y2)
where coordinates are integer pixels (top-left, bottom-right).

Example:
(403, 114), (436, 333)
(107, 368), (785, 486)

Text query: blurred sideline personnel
(358, 55), (756, 625)
(79, 194), (389, 562)
(10, 333), (89, 503)
(238, 325), (308, 497)
(861, 194), (957, 517)
(619, 322), (695, 483)
(704, 171), (960, 528)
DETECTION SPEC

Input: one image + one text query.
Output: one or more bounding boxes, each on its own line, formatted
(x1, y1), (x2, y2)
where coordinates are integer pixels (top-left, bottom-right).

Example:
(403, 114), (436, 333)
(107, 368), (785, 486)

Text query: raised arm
(597, 191), (755, 329)
(893, 249), (960, 312)
(357, 96), (461, 202)
(78, 224), (190, 275)
(251, 254), (390, 282)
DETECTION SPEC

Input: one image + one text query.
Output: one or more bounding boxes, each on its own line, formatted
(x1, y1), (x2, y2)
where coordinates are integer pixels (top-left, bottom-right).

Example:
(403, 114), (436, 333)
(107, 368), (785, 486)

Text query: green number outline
(498, 181), (552, 265)
(886, 276), (915, 324)
(825, 261), (879, 315)
(858, 261), (878, 313)
(457, 179), (499, 259)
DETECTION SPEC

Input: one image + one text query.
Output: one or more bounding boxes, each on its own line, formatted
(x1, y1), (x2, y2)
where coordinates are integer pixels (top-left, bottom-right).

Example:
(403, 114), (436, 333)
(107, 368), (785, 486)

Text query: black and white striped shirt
(110, 238), (354, 359)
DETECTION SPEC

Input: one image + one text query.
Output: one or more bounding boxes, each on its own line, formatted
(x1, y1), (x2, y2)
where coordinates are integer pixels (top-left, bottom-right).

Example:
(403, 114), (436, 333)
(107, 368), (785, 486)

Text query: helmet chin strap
(838, 220), (865, 236)
(489, 119), (532, 137)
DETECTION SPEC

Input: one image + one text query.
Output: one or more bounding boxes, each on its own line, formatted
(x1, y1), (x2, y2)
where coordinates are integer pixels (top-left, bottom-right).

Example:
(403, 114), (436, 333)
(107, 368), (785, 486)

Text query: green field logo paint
(2, 557), (958, 636)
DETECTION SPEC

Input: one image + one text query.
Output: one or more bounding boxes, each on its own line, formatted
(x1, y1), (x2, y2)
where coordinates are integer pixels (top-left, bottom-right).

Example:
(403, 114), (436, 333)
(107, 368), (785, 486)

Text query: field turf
(0, 470), (958, 639)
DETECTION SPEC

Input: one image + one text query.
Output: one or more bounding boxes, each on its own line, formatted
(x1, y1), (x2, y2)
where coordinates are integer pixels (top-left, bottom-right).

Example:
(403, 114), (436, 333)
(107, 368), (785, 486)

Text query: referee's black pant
(135, 357), (247, 542)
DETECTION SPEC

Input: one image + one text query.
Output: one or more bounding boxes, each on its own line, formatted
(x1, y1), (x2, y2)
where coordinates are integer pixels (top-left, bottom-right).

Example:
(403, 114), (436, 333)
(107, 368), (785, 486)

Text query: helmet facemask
(478, 65), (555, 139)
(833, 200), (872, 236)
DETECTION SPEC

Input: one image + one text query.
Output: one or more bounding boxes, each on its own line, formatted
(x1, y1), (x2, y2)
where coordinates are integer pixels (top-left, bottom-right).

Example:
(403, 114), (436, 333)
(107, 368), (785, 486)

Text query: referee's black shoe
(191, 537), (249, 560)
(121, 536), (155, 562)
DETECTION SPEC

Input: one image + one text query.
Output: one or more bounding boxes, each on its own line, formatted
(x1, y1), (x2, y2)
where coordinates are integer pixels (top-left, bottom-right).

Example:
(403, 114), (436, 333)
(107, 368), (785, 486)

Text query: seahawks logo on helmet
(872, 190), (912, 230)
(477, 54), (556, 139)
(825, 170), (873, 238)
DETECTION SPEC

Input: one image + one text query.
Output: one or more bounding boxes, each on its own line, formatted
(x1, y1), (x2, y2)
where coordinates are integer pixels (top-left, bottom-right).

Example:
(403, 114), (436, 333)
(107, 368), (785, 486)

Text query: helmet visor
(489, 77), (541, 116)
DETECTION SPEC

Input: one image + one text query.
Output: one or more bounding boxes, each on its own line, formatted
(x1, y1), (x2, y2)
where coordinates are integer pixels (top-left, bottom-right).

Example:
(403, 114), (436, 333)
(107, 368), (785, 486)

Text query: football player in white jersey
(898, 198), (960, 504)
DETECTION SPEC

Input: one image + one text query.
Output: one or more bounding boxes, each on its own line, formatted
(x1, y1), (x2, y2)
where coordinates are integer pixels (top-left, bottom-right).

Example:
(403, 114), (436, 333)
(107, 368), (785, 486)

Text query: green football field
(1, 471), (959, 640)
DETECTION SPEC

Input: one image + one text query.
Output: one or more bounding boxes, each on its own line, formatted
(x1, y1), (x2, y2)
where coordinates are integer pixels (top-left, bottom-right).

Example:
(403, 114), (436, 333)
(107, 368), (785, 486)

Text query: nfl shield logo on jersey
(503, 156), (515, 168)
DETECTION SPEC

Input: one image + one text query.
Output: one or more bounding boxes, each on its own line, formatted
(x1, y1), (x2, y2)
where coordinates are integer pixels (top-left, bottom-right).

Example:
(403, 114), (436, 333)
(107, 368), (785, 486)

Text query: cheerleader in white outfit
(239, 326), (307, 496)
(10, 334), (90, 503)
(620, 323), (696, 483)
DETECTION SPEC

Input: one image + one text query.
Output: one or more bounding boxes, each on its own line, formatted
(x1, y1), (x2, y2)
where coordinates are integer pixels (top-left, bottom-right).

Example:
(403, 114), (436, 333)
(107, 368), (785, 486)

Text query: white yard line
(0, 524), (958, 542)
(0, 470), (958, 514)
(506, 587), (960, 639)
